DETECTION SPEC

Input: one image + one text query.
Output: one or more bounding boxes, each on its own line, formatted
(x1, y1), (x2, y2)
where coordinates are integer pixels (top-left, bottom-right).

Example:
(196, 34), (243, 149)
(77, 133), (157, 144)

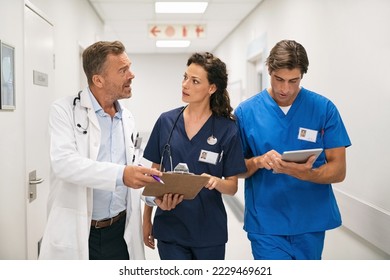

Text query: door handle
(29, 178), (44, 185)
(28, 170), (44, 203)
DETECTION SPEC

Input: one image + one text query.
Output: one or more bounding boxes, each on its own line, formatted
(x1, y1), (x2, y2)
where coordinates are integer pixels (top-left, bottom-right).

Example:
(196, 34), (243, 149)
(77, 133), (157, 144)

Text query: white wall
(213, 0), (390, 259)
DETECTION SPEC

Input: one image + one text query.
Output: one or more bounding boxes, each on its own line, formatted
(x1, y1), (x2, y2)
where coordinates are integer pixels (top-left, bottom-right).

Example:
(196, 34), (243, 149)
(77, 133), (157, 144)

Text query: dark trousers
(157, 240), (225, 260)
(88, 214), (129, 260)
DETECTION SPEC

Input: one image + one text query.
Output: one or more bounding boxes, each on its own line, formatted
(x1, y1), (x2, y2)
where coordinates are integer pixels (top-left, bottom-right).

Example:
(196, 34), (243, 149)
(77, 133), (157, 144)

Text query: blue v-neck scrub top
(144, 107), (247, 247)
(235, 88), (351, 236)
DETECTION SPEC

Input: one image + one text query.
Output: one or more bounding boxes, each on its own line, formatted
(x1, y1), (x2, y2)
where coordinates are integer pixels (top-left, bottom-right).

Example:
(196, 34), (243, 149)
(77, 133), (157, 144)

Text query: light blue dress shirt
(89, 90), (128, 220)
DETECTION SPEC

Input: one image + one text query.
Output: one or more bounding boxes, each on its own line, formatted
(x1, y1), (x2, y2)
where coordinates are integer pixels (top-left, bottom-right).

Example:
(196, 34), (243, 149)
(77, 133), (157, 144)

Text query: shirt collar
(87, 87), (123, 119)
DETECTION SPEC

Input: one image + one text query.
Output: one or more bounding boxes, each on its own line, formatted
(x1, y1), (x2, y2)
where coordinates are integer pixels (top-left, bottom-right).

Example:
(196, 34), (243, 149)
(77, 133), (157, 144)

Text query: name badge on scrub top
(198, 149), (219, 165)
(298, 127), (318, 143)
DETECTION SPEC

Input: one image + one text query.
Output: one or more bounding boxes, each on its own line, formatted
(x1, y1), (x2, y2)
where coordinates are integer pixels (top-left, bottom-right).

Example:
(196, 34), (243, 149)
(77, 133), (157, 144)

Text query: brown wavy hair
(266, 39), (309, 77)
(187, 52), (234, 120)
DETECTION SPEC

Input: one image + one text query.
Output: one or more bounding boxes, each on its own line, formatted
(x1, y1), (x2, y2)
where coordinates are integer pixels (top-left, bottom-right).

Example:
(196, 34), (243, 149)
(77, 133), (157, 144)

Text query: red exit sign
(148, 24), (206, 39)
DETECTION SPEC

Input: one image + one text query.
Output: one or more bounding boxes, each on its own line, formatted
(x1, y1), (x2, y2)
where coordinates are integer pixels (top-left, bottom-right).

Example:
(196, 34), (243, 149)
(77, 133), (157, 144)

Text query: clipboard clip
(172, 163), (193, 175)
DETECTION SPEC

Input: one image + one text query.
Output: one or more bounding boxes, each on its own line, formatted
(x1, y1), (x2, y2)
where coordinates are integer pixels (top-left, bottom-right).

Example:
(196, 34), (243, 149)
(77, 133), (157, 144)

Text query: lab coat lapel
(80, 89), (101, 161)
(121, 105), (136, 165)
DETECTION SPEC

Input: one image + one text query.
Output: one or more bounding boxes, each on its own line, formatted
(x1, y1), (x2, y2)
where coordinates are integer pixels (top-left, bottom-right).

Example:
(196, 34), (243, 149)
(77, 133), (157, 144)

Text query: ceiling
(88, 0), (263, 54)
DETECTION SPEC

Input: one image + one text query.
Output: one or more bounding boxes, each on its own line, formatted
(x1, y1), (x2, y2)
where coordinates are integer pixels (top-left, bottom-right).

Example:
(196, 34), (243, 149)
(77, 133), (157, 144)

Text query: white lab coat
(39, 89), (145, 260)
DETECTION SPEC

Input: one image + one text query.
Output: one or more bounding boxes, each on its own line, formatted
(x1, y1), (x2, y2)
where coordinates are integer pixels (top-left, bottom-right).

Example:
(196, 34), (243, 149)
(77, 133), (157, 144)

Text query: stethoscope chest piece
(207, 135), (217, 145)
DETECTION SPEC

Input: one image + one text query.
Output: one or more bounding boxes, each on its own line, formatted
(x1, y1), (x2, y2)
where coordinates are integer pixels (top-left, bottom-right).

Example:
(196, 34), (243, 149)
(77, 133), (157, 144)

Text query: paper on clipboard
(142, 172), (210, 200)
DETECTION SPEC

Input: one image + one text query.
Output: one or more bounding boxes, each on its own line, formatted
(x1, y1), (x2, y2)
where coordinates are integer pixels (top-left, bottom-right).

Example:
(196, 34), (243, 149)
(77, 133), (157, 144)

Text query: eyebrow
(118, 64), (130, 71)
(274, 74), (300, 81)
(185, 72), (202, 80)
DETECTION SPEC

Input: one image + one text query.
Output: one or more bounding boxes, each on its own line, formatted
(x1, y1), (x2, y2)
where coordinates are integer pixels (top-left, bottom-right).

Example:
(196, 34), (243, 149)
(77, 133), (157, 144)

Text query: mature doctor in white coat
(39, 41), (164, 260)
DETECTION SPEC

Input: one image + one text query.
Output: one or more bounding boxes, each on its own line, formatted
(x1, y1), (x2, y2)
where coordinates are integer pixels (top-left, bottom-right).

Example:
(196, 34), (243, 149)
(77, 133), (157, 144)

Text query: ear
(209, 84), (217, 96)
(92, 74), (104, 88)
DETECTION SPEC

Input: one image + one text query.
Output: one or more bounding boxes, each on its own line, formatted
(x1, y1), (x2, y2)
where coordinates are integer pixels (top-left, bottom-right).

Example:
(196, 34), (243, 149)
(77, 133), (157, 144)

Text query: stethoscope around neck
(159, 105), (217, 172)
(73, 90), (89, 134)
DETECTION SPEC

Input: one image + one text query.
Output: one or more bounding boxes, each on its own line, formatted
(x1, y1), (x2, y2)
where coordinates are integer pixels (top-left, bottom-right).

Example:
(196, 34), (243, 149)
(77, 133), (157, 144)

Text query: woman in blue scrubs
(142, 52), (247, 260)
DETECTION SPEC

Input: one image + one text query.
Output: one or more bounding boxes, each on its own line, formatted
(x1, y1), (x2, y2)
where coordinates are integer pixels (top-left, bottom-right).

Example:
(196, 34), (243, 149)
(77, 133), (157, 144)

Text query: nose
(280, 81), (289, 93)
(128, 70), (135, 79)
(182, 78), (189, 88)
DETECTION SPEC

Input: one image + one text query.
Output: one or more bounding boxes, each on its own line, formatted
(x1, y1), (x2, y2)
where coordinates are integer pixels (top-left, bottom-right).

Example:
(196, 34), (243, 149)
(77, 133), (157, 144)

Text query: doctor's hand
(259, 150), (282, 171)
(123, 165), (163, 189)
(155, 193), (184, 211)
(273, 154), (320, 180)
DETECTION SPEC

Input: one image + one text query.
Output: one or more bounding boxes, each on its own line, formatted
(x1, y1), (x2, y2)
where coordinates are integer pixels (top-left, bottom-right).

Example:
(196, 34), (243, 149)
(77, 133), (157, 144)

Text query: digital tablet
(282, 148), (323, 163)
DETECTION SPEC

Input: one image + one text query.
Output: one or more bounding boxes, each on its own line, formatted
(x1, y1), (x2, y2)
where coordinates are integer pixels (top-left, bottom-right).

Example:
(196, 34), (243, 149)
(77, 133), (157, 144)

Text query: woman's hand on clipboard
(202, 173), (238, 196)
(155, 193), (184, 211)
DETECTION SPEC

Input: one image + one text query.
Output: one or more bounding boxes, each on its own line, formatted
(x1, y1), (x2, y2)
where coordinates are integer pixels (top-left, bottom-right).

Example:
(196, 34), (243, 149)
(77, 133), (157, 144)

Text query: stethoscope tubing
(73, 91), (89, 134)
(160, 105), (217, 172)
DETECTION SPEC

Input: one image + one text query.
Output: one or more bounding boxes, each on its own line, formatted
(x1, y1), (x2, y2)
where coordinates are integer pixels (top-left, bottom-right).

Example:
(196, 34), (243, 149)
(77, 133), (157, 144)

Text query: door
(247, 53), (264, 99)
(24, 3), (54, 259)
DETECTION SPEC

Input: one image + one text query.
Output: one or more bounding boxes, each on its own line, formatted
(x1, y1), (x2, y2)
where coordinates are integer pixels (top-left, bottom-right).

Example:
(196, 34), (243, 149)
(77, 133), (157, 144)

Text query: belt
(91, 210), (126, 229)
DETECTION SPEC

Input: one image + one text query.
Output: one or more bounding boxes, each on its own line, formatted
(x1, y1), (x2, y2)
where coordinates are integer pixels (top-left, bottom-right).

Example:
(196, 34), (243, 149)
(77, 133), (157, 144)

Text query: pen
(219, 150), (224, 163)
(138, 164), (165, 184)
(151, 174), (165, 184)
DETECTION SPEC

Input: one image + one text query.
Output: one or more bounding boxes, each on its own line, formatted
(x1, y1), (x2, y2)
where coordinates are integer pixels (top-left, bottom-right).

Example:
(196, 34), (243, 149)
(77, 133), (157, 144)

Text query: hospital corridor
(0, 0), (389, 264)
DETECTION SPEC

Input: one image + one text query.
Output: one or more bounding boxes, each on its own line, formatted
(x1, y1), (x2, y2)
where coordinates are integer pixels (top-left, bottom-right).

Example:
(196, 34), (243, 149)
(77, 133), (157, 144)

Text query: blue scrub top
(235, 88), (352, 235)
(144, 107), (247, 247)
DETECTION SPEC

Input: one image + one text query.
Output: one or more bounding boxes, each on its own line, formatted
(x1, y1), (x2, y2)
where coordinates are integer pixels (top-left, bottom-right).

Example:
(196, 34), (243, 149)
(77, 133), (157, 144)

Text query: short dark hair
(266, 40), (309, 76)
(82, 41), (125, 85)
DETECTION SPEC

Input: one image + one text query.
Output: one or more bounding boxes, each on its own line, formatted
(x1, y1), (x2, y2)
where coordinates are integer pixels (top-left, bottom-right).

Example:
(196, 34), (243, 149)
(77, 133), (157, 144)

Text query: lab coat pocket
(47, 207), (88, 250)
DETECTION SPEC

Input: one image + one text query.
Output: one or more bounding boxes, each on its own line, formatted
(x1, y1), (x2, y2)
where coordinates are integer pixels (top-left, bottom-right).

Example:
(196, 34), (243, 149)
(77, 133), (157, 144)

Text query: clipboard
(142, 172), (210, 200)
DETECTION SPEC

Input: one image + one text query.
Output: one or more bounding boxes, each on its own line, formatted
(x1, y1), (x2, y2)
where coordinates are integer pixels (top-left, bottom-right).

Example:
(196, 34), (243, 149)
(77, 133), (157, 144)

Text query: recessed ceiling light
(155, 2), (208, 14)
(156, 40), (191, 48)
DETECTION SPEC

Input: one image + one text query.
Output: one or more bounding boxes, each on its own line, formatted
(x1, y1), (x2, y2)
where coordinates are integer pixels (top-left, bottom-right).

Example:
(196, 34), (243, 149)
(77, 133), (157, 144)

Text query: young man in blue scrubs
(235, 39), (351, 260)
(142, 52), (246, 260)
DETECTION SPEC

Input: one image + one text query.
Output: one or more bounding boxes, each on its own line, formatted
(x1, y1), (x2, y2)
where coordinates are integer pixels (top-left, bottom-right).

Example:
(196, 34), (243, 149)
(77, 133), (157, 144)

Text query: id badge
(298, 127), (318, 143)
(198, 149), (219, 165)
